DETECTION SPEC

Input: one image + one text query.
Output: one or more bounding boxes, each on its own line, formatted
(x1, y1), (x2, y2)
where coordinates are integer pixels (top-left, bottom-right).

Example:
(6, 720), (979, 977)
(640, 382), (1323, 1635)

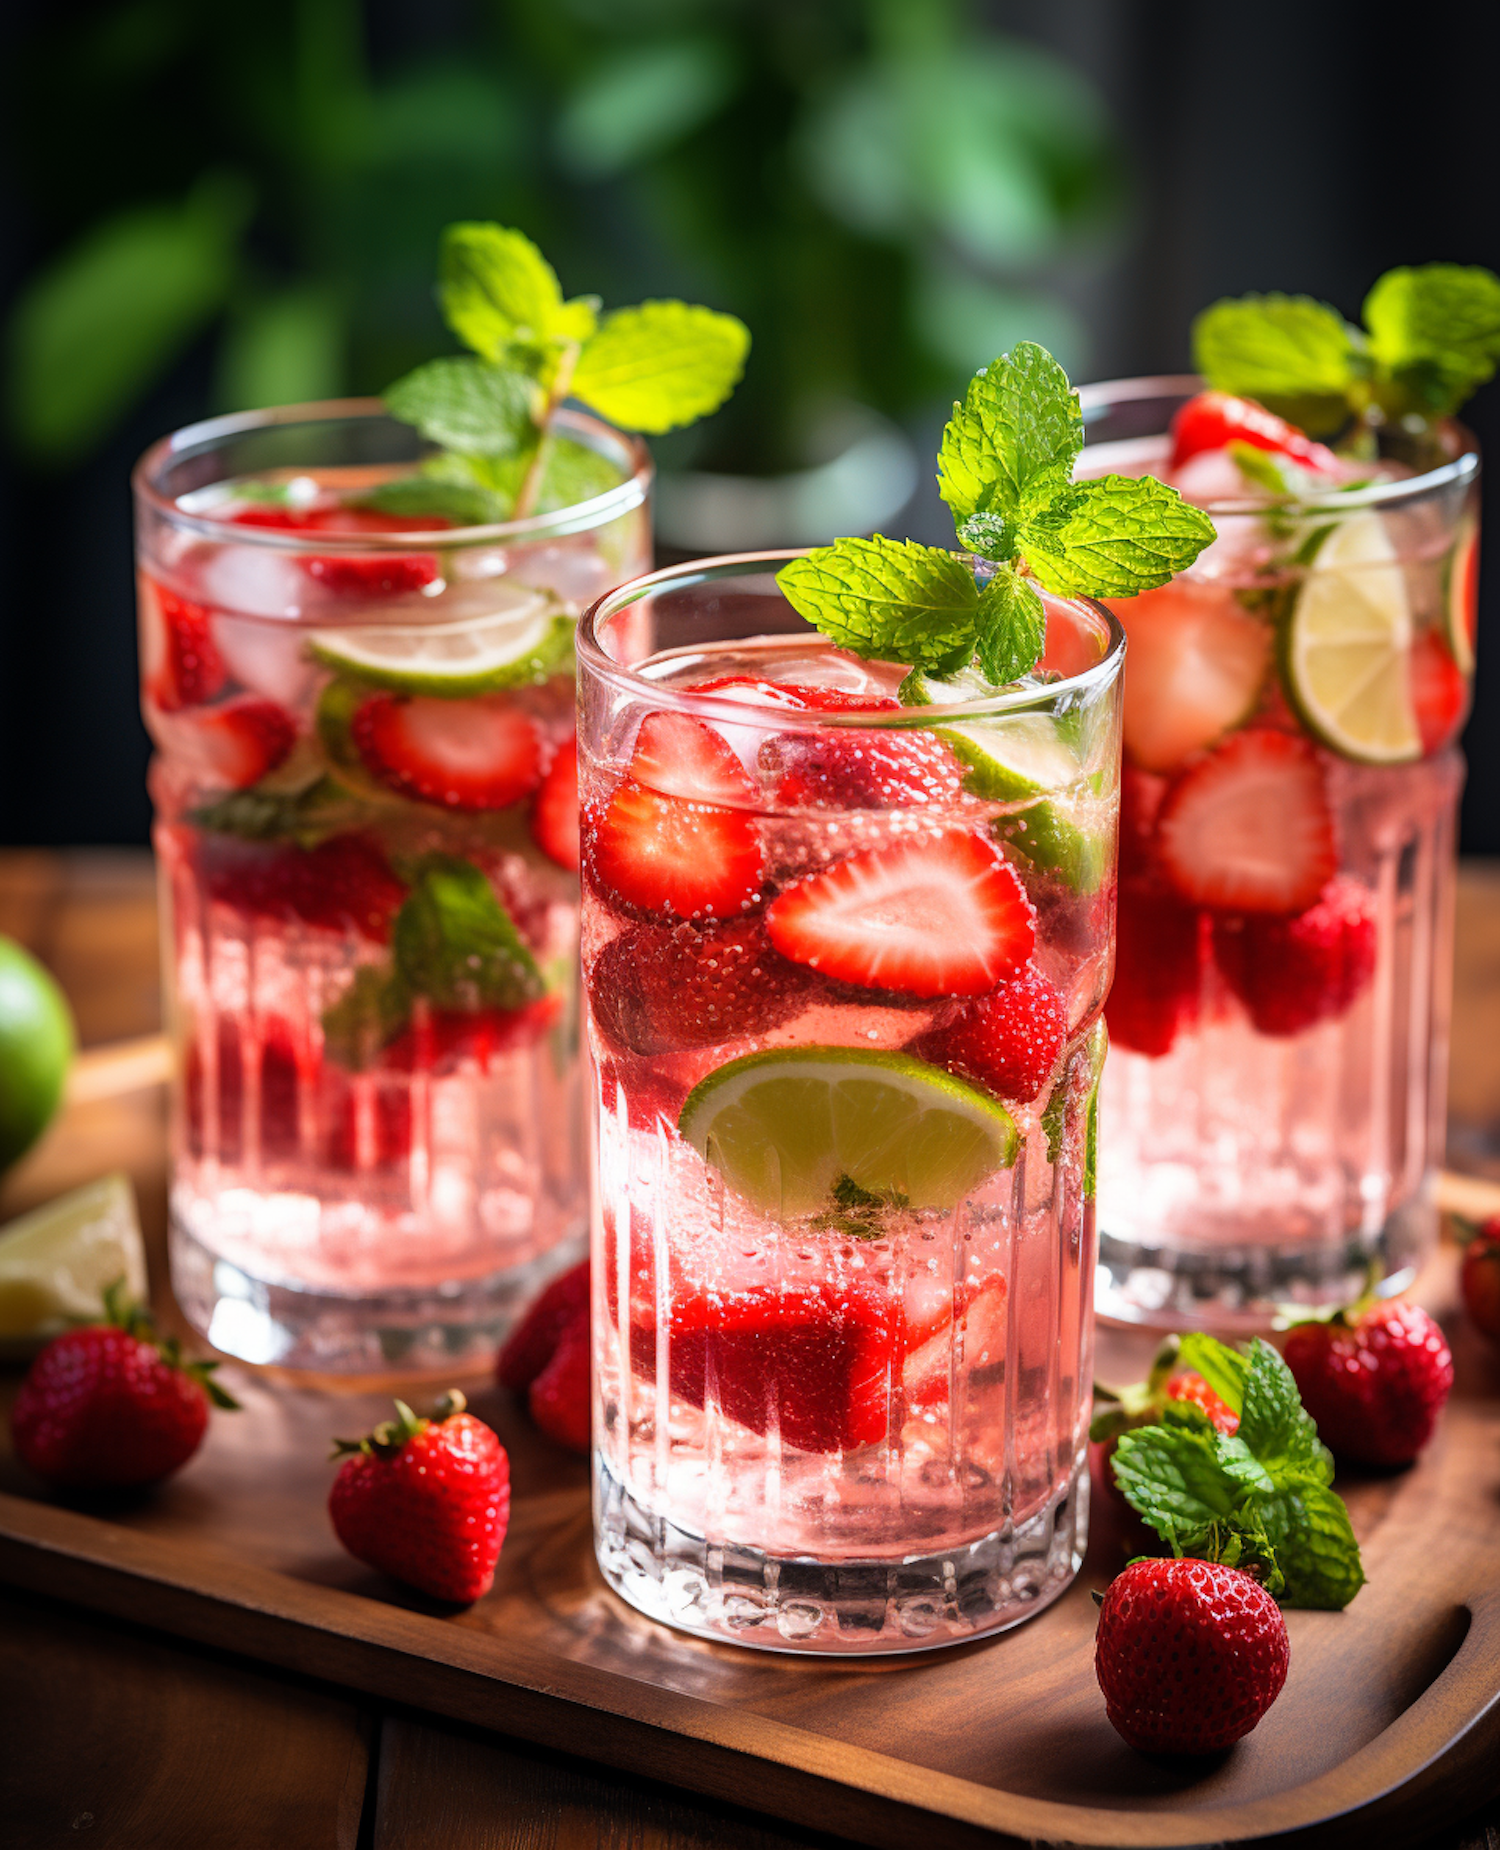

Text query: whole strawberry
(1095, 1557), (1290, 1754)
(497, 1259), (591, 1453)
(329, 1390), (509, 1602)
(11, 1282), (238, 1489)
(1460, 1216), (1500, 1345)
(1283, 1299), (1453, 1467)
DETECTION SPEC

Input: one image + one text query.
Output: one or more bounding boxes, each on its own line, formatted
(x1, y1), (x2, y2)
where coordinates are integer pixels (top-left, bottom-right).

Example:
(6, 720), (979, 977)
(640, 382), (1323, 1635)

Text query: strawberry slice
(352, 692), (543, 810)
(1106, 882), (1205, 1059)
(1155, 730), (1336, 916)
(198, 832), (407, 941)
(168, 696), (297, 790)
(228, 501), (447, 593)
(630, 1282), (899, 1454)
(1212, 875), (1377, 1038)
(765, 831), (1034, 998)
(147, 582), (227, 711)
(588, 917), (813, 1055)
(303, 554), (440, 596)
(529, 736), (580, 871)
(587, 713), (764, 921)
(1116, 581), (1271, 773)
(1169, 391), (1340, 476)
(1410, 630), (1469, 755)
(903, 1275), (1008, 1409)
(381, 996), (561, 1073)
(766, 719), (966, 811)
(912, 963), (1067, 1103)
(693, 677), (896, 713)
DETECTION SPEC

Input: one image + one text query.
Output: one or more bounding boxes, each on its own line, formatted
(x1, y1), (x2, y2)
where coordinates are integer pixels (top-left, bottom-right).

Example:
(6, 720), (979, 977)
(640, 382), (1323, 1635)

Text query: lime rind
(678, 1045), (1019, 1218)
(1445, 515), (1479, 677)
(307, 604), (574, 698)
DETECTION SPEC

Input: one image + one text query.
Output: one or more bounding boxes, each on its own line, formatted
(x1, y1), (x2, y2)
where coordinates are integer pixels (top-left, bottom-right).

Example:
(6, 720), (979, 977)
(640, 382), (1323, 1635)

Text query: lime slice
(943, 717), (1106, 896)
(678, 1046), (1019, 1217)
(308, 598), (573, 697)
(0, 1173), (145, 1349)
(1283, 510), (1420, 764)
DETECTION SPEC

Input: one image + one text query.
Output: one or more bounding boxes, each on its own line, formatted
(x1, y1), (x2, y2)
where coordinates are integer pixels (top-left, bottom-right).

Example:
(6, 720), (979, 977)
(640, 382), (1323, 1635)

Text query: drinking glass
(578, 552), (1123, 1651)
(134, 399), (651, 1371)
(1080, 377), (1477, 1328)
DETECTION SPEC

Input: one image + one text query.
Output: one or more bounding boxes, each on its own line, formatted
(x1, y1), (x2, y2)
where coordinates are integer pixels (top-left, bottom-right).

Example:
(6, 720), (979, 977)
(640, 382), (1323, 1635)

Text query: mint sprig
(380, 222), (749, 523)
(1193, 262), (1500, 438)
(1110, 1333), (1364, 1611)
(778, 340), (1214, 686)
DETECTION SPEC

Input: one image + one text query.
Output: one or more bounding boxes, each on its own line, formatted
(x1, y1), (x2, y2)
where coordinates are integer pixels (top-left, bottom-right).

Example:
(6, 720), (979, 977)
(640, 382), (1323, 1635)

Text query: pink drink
(134, 403), (650, 1370)
(578, 555), (1123, 1651)
(1079, 380), (1477, 1327)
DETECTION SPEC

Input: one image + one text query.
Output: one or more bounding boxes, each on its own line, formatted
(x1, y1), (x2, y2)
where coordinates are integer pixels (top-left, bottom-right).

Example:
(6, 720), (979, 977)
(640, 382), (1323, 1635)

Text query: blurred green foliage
(6, 0), (1123, 475)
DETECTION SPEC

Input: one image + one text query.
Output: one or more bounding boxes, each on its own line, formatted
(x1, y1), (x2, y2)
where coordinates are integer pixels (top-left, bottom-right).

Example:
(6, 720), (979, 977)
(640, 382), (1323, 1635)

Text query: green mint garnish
(1194, 262), (1500, 438)
(381, 222), (749, 524)
(189, 778), (374, 849)
(1109, 1333), (1365, 1611)
(778, 340), (1214, 686)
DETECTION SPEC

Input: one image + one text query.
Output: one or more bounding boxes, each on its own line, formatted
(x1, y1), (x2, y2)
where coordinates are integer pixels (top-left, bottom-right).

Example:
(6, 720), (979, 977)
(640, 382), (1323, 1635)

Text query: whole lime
(0, 938), (74, 1170)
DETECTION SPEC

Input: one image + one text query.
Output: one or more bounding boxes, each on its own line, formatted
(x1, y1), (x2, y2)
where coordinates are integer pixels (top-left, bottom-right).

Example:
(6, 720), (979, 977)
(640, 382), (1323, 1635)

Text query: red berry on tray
(497, 1259), (590, 1392)
(328, 1390), (510, 1602)
(11, 1284), (238, 1489)
(1094, 1556), (1290, 1755)
(765, 830), (1034, 999)
(1283, 1299), (1453, 1467)
(352, 692), (543, 811)
(1212, 875), (1377, 1038)
(588, 917), (812, 1056)
(528, 1318), (592, 1453)
(1169, 390), (1341, 477)
(1460, 1218), (1500, 1344)
(530, 736), (580, 871)
(1155, 729), (1336, 916)
(913, 962), (1067, 1103)
(1164, 1370), (1240, 1434)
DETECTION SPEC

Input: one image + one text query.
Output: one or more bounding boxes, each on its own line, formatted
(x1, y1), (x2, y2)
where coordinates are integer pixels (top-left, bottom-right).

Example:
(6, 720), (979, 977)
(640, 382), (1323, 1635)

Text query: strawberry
(1410, 630), (1469, 755)
(381, 997), (561, 1074)
(631, 1282), (899, 1454)
(352, 692), (543, 811)
(587, 917), (812, 1055)
(902, 1273), (1008, 1408)
(323, 1074), (412, 1172)
(328, 1390), (510, 1602)
(1155, 729), (1336, 915)
(170, 695), (298, 790)
(1090, 1344), (1239, 1513)
(527, 1318), (591, 1452)
(765, 717), (967, 810)
(1283, 1298), (1453, 1467)
(1115, 581), (1271, 774)
(586, 712), (764, 922)
(230, 503), (451, 535)
(185, 1014), (307, 1162)
(1165, 1371), (1240, 1433)
(148, 582), (227, 711)
(1094, 1556), (1290, 1754)
(1169, 390), (1341, 477)
(1212, 875), (1377, 1038)
(229, 499), (446, 592)
(1106, 881), (1205, 1058)
(11, 1284), (238, 1489)
(765, 830), (1034, 999)
(497, 1259), (591, 1391)
(198, 831), (407, 942)
(530, 736), (580, 871)
(303, 554), (440, 596)
(1460, 1217), (1500, 1345)
(912, 963), (1067, 1102)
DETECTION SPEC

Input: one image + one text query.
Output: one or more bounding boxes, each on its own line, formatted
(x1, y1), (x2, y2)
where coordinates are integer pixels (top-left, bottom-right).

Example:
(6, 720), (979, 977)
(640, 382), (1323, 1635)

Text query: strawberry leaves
(778, 339), (1213, 686)
(1111, 1333), (1364, 1610)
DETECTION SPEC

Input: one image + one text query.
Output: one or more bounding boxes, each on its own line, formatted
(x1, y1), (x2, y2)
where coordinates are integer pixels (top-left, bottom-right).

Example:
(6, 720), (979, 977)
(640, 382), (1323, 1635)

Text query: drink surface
(139, 461), (650, 1364)
(1086, 421), (1475, 1316)
(581, 607), (1120, 1638)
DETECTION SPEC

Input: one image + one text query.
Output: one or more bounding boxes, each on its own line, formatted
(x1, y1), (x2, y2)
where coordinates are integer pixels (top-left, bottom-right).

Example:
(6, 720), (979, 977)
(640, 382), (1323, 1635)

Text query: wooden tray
(1, 1051), (1498, 1849)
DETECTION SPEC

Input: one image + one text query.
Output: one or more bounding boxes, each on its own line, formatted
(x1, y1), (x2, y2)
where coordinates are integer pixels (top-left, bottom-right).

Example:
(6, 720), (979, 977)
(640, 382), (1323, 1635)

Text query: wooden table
(1, 849), (1498, 1850)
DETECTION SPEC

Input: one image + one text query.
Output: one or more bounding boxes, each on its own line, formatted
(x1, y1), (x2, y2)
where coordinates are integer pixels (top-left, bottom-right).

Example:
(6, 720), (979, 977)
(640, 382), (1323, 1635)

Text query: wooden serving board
(1, 1036), (1498, 1849)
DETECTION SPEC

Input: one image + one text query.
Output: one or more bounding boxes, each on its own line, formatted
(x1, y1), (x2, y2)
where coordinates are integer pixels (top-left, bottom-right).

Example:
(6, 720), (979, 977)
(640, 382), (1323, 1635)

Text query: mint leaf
(1112, 1423), (1237, 1533)
(974, 567), (1045, 685)
(1192, 292), (1360, 436)
(571, 300), (750, 433)
(1364, 263), (1500, 417)
(1237, 1337), (1330, 1479)
(321, 965), (411, 1071)
(1018, 475), (1216, 598)
(393, 855), (544, 1011)
(384, 357), (538, 456)
(527, 433), (629, 513)
(1259, 1476), (1365, 1611)
(777, 537), (981, 670)
(189, 777), (373, 848)
(1176, 1331), (1249, 1414)
(438, 222), (577, 357)
(937, 340), (1081, 523)
(357, 476), (507, 525)
(956, 511), (1014, 561)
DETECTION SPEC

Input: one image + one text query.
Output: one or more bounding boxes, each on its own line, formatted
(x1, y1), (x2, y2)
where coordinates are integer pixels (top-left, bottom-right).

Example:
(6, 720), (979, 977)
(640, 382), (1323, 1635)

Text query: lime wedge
(1283, 510), (1420, 764)
(678, 1046), (1019, 1217)
(0, 1173), (145, 1349)
(308, 596), (573, 697)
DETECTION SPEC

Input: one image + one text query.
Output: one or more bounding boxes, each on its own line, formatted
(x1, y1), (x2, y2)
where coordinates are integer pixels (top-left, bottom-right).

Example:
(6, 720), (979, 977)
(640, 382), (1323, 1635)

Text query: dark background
(2, 0), (1497, 850)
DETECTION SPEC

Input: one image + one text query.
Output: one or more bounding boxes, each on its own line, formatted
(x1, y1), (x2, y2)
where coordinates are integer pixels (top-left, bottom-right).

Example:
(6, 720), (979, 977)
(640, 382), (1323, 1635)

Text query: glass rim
(132, 397), (654, 549)
(577, 548), (1126, 727)
(1076, 371), (1479, 515)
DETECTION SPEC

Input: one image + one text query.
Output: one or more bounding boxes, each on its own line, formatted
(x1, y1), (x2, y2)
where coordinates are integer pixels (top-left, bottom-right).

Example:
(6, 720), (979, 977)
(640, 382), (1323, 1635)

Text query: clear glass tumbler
(578, 552), (1123, 1652)
(134, 400), (651, 1371)
(1081, 377), (1477, 1328)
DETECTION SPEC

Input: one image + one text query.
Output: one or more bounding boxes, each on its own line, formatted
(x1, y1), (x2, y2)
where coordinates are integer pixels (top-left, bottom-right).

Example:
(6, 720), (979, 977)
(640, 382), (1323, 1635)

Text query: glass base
(171, 1211), (584, 1374)
(593, 1455), (1086, 1655)
(1095, 1195), (1434, 1333)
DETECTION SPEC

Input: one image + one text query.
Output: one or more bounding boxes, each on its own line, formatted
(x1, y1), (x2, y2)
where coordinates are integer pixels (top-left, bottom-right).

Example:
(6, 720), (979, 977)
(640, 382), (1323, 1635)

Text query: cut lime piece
(943, 716), (1106, 896)
(678, 1045), (1019, 1218)
(315, 677), (405, 803)
(1283, 510), (1420, 764)
(308, 600), (573, 697)
(0, 1173), (145, 1349)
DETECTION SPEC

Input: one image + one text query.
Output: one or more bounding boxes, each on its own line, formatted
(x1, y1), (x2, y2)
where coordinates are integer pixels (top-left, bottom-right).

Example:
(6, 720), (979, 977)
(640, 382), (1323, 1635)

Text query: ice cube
(212, 613), (319, 708)
(197, 543), (309, 620)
